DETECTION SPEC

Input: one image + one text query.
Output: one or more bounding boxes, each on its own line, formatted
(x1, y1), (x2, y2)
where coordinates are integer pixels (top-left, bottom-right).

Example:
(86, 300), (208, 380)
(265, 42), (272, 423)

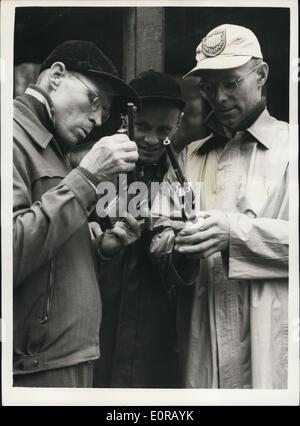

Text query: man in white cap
(172, 24), (289, 388)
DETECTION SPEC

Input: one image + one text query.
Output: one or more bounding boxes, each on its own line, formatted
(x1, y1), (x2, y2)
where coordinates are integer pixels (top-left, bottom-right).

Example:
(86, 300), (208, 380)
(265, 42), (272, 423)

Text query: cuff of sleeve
(77, 166), (99, 190)
(62, 169), (97, 217)
(226, 213), (289, 279)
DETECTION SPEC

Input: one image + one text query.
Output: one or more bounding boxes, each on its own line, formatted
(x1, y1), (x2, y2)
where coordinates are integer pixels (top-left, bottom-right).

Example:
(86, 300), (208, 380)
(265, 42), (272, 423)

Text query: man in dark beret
(13, 40), (142, 387)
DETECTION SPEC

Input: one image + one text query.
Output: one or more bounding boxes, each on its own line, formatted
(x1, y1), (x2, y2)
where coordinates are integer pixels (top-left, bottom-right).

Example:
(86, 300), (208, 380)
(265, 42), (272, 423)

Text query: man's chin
(218, 116), (240, 130)
(56, 135), (80, 151)
(216, 109), (240, 128)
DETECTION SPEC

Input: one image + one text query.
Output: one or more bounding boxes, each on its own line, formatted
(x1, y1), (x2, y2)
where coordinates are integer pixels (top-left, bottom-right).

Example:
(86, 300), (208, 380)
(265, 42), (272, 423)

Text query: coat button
(32, 360), (39, 368)
(19, 362), (25, 370)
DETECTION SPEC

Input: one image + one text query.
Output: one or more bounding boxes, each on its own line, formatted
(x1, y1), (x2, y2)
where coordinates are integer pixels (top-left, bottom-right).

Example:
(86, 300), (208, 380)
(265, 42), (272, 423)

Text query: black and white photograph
(1, 0), (299, 406)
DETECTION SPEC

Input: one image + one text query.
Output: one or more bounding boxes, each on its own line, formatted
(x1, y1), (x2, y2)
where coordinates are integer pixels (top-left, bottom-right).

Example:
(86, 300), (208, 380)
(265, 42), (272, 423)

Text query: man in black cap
(13, 40), (142, 387)
(92, 70), (197, 388)
(156, 24), (289, 389)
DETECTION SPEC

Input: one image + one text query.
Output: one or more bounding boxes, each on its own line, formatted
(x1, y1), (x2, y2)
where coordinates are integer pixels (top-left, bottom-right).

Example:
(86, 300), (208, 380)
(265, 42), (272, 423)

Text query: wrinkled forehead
(197, 61), (252, 82)
(136, 99), (181, 121)
(135, 101), (181, 127)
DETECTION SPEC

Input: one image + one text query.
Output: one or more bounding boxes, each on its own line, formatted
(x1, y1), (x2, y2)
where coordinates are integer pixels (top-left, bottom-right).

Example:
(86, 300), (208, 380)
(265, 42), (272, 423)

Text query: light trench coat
(154, 109), (289, 388)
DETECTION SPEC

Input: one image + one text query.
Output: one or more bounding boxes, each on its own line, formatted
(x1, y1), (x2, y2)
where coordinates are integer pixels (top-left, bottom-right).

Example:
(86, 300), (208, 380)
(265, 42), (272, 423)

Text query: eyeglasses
(70, 72), (110, 122)
(198, 64), (260, 99)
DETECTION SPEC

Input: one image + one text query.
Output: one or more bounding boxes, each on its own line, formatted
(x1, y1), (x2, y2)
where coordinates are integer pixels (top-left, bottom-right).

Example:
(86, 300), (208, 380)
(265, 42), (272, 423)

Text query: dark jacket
(13, 92), (101, 374)
(93, 162), (197, 388)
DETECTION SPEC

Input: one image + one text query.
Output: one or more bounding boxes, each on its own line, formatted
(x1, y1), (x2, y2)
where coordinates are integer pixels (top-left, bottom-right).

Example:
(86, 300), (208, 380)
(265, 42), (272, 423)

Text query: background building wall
(14, 6), (290, 148)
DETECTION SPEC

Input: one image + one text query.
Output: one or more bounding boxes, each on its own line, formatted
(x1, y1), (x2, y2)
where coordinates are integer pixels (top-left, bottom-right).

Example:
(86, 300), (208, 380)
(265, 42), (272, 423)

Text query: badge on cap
(201, 30), (226, 57)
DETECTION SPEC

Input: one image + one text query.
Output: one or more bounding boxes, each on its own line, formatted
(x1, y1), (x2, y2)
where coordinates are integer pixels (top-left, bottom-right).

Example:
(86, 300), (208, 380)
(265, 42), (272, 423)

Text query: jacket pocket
(40, 257), (56, 325)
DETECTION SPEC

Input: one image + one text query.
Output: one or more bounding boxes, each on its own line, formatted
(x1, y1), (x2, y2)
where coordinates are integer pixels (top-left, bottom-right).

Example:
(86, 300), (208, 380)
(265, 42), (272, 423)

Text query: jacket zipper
(40, 258), (55, 324)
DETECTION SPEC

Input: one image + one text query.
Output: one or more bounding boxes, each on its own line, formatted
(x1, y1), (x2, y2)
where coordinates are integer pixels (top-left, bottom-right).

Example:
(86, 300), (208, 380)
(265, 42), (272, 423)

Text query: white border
(1, 0), (299, 406)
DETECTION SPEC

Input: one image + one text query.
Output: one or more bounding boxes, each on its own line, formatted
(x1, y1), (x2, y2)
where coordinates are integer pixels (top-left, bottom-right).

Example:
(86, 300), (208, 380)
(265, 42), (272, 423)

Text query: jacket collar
(14, 86), (54, 150)
(25, 85), (55, 120)
(246, 108), (276, 150)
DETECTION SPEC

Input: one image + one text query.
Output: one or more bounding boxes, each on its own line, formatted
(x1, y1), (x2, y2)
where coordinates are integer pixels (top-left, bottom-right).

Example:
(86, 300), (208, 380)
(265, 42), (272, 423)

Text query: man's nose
(90, 110), (103, 127)
(144, 134), (160, 145)
(214, 84), (228, 103)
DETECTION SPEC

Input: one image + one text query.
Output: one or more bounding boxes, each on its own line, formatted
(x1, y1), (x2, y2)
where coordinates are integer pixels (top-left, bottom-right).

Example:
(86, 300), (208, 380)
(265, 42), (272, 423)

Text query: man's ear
(257, 62), (269, 88)
(48, 62), (67, 91)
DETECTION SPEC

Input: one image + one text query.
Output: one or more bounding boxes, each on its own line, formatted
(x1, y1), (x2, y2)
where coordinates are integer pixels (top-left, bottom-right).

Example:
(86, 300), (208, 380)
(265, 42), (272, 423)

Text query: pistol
(100, 102), (142, 230)
(163, 137), (196, 223)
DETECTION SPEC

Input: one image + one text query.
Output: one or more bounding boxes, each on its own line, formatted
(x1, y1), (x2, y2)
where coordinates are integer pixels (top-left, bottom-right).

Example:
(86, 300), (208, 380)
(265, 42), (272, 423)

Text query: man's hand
(79, 134), (138, 182)
(170, 220), (187, 234)
(174, 210), (230, 259)
(99, 214), (142, 258)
